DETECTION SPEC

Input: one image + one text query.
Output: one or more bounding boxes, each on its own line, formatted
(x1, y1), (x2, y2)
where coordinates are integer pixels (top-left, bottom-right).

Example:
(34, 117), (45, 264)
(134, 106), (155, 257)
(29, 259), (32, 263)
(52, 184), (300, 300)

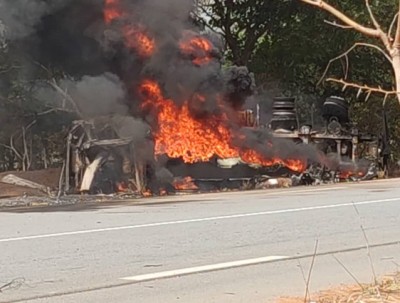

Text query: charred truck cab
(164, 95), (385, 188)
(263, 96), (385, 181)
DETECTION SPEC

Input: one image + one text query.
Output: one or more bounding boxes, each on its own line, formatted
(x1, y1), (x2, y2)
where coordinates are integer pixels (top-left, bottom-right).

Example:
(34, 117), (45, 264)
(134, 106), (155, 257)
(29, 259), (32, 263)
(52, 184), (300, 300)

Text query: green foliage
(199, 0), (400, 161)
(198, 0), (296, 65)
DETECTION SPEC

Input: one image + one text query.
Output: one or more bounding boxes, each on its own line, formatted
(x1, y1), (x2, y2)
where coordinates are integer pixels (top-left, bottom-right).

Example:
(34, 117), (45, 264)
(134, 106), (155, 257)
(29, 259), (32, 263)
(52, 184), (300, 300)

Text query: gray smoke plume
(0, 0), (71, 40)
(60, 73), (127, 118)
(1, 0), (327, 172)
(111, 114), (151, 144)
(0, 20), (6, 49)
(34, 72), (129, 118)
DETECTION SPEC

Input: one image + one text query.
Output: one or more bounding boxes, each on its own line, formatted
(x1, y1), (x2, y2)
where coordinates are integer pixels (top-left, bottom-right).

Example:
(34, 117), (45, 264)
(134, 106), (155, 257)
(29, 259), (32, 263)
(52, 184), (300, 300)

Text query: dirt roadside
(0, 168), (61, 199)
(277, 272), (400, 303)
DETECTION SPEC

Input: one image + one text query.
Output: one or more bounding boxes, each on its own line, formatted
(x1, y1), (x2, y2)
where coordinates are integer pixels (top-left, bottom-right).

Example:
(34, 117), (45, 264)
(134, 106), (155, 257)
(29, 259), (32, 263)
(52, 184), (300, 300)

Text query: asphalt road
(0, 180), (399, 303)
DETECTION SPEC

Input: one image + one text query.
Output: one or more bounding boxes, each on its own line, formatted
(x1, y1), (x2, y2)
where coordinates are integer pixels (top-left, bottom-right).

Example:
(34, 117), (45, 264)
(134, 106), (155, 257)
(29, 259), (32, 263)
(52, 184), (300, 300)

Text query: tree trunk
(29, 135), (33, 170)
(22, 127), (29, 171)
(392, 50), (400, 105)
(42, 147), (48, 169)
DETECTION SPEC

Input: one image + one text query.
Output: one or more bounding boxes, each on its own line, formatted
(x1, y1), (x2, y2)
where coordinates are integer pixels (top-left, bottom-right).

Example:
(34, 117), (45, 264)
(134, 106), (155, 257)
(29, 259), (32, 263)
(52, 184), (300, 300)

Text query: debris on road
(255, 178), (293, 189)
(0, 168), (61, 200)
(0, 194), (140, 209)
(1, 174), (50, 194)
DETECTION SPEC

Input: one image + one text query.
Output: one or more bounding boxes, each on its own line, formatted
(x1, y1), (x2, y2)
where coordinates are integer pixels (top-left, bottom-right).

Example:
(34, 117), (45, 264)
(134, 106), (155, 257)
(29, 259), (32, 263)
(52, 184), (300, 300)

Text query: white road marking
(0, 197), (399, 243)
(120, 255), (290, 282)
(250, 186), (347, 195)
(181, 186), (348, 200)
(141, 186), (347, 204)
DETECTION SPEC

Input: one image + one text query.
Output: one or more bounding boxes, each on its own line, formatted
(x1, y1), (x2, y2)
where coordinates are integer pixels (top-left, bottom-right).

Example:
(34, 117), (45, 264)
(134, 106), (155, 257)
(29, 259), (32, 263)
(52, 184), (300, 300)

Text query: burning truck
(65, 94), (384, 195)
(56, 0), (386, 195)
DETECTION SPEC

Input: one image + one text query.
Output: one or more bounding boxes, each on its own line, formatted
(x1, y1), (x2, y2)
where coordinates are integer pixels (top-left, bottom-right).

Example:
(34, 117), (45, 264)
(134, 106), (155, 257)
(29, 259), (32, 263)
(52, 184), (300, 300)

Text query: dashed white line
(0, 197), (399, 243)
(120, 255), (290, 282)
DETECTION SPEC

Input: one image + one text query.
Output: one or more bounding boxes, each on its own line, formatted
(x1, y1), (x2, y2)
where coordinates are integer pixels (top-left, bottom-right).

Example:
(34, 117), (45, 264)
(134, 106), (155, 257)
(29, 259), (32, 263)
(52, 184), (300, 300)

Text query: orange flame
(103, 2), (155, 58)
(123, 25), (155, 58)
(173, 177), (199, 190)
(140, 79), (237, 162)
(241, 150), (306, 172)
(139, 80), (307, 172)
(179, 33), (214, 65)
(142, 190), (152, 197)
(339, 170), (365, 179)
(116, 181), (129, 192)
(104, 0), (124, 24)
(159, 188), (168, 196)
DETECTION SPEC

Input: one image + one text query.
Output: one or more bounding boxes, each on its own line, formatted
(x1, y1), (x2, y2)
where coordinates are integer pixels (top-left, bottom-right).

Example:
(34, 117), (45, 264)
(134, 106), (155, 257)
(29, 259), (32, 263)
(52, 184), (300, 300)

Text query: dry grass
(277, 272), (400, 303)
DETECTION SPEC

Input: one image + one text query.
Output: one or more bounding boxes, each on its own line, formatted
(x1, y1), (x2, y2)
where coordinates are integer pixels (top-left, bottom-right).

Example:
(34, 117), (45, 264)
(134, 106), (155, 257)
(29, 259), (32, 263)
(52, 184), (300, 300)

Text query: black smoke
(0, 0), (326, 172)
(1, 0), (253, 112)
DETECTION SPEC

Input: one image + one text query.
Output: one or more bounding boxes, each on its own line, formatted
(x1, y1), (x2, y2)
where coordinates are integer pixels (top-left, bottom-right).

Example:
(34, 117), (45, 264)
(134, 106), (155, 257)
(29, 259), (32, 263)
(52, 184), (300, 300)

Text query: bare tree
(300, 0), (400, 104)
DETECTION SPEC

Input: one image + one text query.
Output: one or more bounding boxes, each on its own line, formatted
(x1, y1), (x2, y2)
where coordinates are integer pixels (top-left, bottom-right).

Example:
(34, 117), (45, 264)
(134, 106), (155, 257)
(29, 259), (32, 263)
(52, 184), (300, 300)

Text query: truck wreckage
(65, 95), (387, 196)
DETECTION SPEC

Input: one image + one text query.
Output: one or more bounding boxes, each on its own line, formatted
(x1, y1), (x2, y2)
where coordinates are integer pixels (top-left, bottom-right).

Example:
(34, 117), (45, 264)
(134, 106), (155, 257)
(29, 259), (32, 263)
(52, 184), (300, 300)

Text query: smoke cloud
(0, 0), (71, 40)
(61, 73), (127, 117)
(0, 0), (325, 174)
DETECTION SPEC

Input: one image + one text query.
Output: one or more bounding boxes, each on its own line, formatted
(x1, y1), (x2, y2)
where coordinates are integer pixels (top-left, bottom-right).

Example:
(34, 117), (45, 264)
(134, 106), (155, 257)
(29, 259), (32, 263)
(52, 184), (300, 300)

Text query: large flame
(240, 150), (306, 172)
(103, 3), (306, 174)
(140, 80), (238, 162)
(123, 25), (155, 58)
(139, 80), (306, 172)
(104, 0), (124, 24)
(179, 32), (214, 66)
(173, 177), (199, 190)
(103, 1), (155, 58)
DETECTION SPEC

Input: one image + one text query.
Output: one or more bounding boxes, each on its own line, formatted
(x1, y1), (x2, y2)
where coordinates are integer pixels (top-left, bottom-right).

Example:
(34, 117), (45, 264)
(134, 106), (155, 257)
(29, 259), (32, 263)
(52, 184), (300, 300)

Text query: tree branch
(365, 0), (381, 31)
(324, 19), (352, 29)
(300, 0), (380, 38)
(220, 3), (242, 64)
(0, 135), (23, 161)
(301, 0), (393, 52)
(0, 144), (15, 153)
(326, 78), (398, 100)
(48, 79), (83, 118)
(388, 12), (399, 41)
(195, 5), (222, 35)
(395, 5), (400, 47)
(0, 65), (20, 74)
(10, 135), (23, 160)
(23, 107), (75, 119)
(365, 0), (393, 51)
(318, 42), (392, 85)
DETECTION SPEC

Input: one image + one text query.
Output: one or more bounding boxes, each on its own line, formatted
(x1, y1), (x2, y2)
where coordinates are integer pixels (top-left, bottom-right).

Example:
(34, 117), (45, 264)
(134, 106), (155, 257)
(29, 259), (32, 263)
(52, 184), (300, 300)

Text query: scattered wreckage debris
(0, 2), (393, 204)
(60, 95), (386, 197)
(0, 94), (388, 202)
(65, 119), (148, 197)
(1, 174), (50, 194)
(0, 168), (62, 199)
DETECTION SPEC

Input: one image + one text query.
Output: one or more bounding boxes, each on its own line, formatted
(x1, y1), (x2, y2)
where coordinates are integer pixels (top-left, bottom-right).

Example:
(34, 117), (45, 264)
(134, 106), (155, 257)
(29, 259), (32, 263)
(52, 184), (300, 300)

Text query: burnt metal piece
(322, 96), (349, 124)
(270, 97), (298, 131)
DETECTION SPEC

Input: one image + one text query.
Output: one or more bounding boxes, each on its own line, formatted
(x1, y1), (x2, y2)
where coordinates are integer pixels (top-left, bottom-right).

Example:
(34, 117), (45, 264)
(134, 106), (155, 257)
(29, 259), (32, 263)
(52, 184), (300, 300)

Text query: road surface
(0, 179), (399, 303)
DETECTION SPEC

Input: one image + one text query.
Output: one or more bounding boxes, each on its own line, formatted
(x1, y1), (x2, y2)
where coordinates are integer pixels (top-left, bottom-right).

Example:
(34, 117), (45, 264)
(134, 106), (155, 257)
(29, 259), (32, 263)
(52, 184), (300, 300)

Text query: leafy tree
(196, 0), (296, 66)
(197, 0), (400, 163)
